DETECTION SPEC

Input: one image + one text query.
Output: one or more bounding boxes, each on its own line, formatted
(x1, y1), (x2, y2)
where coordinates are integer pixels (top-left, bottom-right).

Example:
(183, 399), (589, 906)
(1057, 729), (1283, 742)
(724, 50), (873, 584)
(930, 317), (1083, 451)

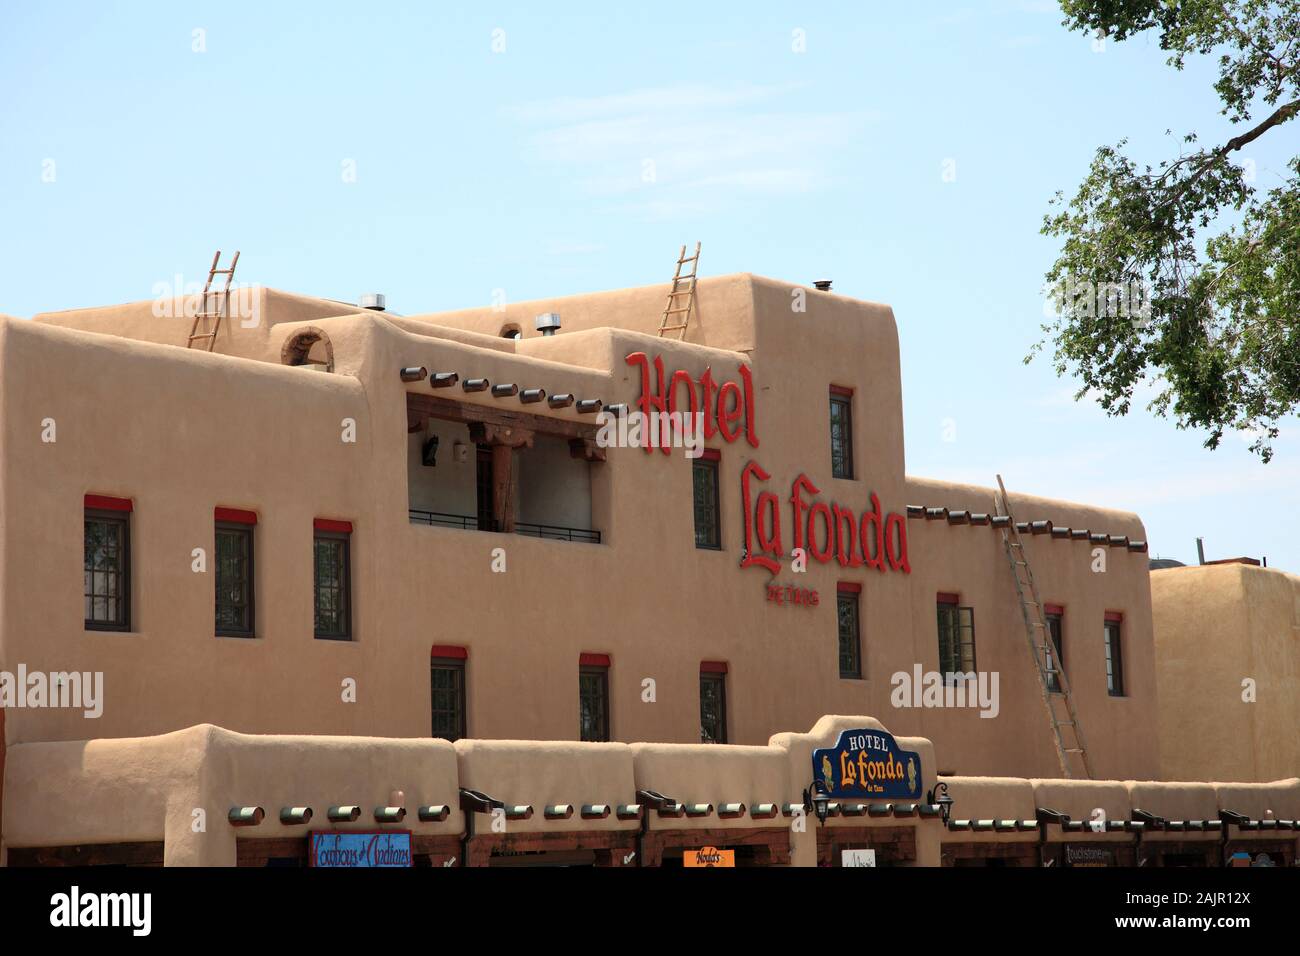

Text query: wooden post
(492, 443), (514, 533)
(469, 422), (533, 534)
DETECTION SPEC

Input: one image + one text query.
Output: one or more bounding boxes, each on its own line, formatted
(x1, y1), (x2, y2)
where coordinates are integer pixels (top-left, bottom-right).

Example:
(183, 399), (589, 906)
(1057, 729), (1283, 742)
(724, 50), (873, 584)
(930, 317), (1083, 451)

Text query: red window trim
(215, 507), (258, 525)
(936, 591), (960, 605)
(85, 494), (133, 512)
(1044, 603), (1065, 617)
(579, 652), (611, 668)
(698, 448), (721, 462)
(829, 384), (855, 397)
(837, 582), (862, 595)
(314, 518), (354, 534)
(700, 660), (728, 674)
(1104, 611), (1124, 623)
(430, 644), (468, 660)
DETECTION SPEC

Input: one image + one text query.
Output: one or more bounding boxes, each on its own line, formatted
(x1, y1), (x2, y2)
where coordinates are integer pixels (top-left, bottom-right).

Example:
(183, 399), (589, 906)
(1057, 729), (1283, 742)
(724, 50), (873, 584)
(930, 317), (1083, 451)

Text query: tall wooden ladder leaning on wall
(657, 242), (701, 339)
(994, 474), (1094, 780)
(187, 250), (241, 351)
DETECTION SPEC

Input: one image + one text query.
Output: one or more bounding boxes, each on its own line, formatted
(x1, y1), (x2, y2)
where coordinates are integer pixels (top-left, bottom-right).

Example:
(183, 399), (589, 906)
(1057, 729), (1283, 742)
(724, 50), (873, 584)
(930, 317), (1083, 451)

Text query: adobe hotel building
(0, 271), (1294, 867)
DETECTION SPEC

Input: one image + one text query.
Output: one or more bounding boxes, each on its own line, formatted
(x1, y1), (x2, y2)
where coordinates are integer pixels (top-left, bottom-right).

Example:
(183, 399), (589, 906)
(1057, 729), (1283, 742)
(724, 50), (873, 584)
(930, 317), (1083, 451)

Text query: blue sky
(2, 1), (1296, 569)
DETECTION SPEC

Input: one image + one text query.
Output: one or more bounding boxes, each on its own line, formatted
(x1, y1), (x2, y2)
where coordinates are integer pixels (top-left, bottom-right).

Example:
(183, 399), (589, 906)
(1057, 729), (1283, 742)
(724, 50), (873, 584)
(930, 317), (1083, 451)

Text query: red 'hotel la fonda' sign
(626, 352), (910, 576)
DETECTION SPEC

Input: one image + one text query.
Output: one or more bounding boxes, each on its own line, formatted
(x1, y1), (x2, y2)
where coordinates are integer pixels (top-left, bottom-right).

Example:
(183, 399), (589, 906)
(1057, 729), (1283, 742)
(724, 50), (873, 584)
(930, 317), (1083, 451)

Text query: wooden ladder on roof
(995, 474), (1093, 780)
(187, 250), (240, 351)
(657, 242), (700, 339)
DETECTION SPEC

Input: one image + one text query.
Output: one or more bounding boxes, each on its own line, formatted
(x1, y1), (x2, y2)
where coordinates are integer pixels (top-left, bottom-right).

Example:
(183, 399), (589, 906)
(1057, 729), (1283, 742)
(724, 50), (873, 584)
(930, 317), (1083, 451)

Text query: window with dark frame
(1045, 611), (1064, 692)
(829, 388), (854, 480)
(313, 524), (351, 640)
(579, 663), (610, 742)
(215, 519), (255, 637)
(699, 668), (728, 744)
(692, 452), (721, 549)
(84, 505), (130, 631)
(837, 588), (862, 679)
(1104, 618), (1125, 696)
(936, 597), (976, 680)
(430, 655), (467, 741)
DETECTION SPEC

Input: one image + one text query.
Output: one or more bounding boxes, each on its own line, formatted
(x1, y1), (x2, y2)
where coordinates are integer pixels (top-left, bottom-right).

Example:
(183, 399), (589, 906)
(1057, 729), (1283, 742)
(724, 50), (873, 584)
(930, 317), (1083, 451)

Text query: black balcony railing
(514, 521), (601, 544)
(409, 509), (600, 544)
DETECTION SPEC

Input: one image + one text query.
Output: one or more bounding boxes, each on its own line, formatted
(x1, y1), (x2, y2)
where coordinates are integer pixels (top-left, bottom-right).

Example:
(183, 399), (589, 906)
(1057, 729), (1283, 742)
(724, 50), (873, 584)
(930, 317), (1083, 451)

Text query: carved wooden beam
(569, 437), (607, 462)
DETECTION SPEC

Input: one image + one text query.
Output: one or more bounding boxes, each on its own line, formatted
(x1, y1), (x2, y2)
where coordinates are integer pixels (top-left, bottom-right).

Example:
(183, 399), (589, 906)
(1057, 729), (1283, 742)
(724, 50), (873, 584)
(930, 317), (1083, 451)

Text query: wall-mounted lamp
(421, 434), (439, 467)
(803, 780), (831, 825)
(926, 782), (954, 825)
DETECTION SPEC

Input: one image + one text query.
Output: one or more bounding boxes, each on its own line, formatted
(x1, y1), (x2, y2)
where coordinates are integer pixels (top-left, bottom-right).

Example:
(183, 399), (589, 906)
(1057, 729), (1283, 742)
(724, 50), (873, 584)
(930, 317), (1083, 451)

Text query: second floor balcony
(406, 391), (603, 545)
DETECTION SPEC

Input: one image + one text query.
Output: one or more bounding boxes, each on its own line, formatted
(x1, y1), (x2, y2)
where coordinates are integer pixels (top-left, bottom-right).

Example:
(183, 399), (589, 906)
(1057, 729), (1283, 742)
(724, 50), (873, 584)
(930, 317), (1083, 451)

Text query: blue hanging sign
(811, 728), (923, 800)
(309, 830), (413, 868)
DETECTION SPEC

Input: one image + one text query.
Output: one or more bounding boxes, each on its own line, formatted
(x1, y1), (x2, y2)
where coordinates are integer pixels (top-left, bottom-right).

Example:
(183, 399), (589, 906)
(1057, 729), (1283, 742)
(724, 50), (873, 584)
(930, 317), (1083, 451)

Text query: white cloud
(510, 84), (879, 217)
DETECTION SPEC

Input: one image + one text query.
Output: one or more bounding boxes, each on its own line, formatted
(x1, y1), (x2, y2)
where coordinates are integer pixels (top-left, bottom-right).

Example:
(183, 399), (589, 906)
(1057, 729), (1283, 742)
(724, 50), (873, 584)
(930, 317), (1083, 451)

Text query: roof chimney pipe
(813, 280), (832, 292)
(1196, 537), (1205, 565)
(360, 293), (386, 312)
(534, 312), (561, 337)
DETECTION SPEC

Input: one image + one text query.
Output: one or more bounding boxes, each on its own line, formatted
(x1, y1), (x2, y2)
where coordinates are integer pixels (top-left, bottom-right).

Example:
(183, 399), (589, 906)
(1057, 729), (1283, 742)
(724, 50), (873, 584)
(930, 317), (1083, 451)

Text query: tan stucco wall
(3, 274), (1159, 784)
(1152, 565), (1300, 782)
(4, 718), (1293, 866)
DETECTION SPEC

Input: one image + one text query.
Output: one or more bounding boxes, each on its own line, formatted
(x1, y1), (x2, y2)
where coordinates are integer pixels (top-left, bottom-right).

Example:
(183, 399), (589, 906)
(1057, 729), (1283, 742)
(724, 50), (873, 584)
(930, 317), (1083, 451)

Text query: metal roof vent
(813, 280), (832, 292)
(534, 312), (561, 336)
(360, 293), (386, 312)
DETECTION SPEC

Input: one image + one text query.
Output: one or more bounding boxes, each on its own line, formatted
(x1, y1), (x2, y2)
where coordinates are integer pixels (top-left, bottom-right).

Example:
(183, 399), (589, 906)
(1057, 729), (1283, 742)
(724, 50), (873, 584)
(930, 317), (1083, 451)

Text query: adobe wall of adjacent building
(0, 275), (1155, 781)
(1152, 564), (1300, 782)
